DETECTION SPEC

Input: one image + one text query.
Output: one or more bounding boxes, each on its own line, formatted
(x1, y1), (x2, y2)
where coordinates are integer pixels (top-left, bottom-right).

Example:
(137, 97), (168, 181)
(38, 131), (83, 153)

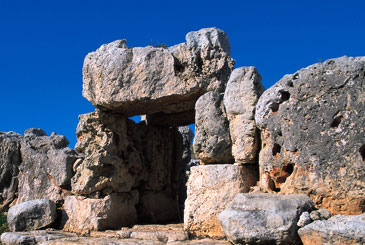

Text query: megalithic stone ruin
(0, 28), (364, 245)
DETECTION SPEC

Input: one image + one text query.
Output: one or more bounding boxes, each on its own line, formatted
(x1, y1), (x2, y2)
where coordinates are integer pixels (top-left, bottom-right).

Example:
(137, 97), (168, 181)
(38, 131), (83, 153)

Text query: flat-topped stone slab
(82, 27), (234, 121)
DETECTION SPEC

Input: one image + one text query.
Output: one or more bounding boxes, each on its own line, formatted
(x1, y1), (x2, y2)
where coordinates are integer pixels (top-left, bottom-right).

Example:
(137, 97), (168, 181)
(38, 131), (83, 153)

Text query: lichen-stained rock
(63, 193), (138, 233)
(193, 91), (233, 164)
(219, 193), (314, 245)
(255, 56), (365, 215)
(17, 130), (79, 205)
(223, 67), (265, 164)
(298, 213), (365, 245)
(72, 111), (182, 195)
(7, 199), (57, 231)
(184, 164), (258, 239)
(0, 132), (22, 210)
(82, 28), (234, 119)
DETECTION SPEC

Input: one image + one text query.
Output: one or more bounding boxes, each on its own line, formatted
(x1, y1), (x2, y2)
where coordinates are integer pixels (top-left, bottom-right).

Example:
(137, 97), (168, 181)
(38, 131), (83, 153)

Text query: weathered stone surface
(137, 191), (179, 224)
(7, 199), (57, 231)
(298, 213), (365, 245)
(18, 130), (78, 205)
(184, 165), (258, 239)
(1, 231), (78, 245)
(193, 91), (233, 164)
(82, 28), (234, 118)
(72, 112), (144, 194)
(72, 111), (182, 196)
(255, 56), (365, 215)
(219, 193), (314, 244)
(223, 67), (265, 164)
(297, 211), (312, 227)
(63, 193), (138, 233)
(0, 132), (22, 210)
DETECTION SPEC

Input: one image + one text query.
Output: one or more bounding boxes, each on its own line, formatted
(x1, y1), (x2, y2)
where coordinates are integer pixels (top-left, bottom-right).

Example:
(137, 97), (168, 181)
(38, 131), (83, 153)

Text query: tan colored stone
(184, 164), (258, 239)
(63, 193), (138, 233)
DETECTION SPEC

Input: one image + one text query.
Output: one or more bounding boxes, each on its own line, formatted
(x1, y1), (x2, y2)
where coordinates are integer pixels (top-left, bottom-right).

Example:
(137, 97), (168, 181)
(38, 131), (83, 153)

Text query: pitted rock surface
(223, 67), (265, 164)
(82, 27), (234, 120)
(255, 56), (365, 215)
(298, 213), (365, 245)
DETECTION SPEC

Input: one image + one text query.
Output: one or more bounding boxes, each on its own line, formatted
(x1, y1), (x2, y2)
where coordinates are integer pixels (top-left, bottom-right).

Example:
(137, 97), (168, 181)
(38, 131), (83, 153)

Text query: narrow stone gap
(272, 143), (281, 157)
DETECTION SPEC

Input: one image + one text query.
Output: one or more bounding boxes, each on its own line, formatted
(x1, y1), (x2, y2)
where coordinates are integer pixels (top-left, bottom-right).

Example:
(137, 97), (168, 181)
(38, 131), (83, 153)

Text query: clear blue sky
(1, 0), (364, 147)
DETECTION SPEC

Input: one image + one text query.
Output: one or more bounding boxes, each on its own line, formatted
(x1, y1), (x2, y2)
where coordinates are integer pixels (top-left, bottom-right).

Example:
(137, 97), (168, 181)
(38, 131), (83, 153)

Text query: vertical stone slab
(223, 67), (265, 164)
(193, 92), (233, 164)
(184, 164), (257, 238)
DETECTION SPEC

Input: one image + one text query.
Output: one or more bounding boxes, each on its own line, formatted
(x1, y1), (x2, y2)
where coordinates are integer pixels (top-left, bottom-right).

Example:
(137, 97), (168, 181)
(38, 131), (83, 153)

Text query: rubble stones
(223, 67), (265, 164)
(193, 91), (233, 164)
(298, 213), (365, 245)
(184, 165), (258, 238)
(7, 199), (57, 231)
(82, 28), (234, 120)
(255, 56), (365, 215)
(219, 193), (314, 244)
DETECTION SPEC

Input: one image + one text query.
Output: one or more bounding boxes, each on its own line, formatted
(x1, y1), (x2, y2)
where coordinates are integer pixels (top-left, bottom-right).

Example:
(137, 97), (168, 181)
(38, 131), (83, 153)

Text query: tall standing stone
(193, 91), (233, 164)
(223, 67), (265, 164)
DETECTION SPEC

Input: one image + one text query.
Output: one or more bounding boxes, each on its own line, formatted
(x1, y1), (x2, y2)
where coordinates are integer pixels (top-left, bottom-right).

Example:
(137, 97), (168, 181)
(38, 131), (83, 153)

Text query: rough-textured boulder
(7, 199), (57, 231)
(255, 56), (365, 215)
(184, 165), (258, 238)
(82, 28), (234, 123)
(72, 111), (182, 195)
(219, 193), (314, 244)
(223, 67), (265, 164)
(137, 191), (179, 224)
(17, 131), (78, 205)
(193, 91), (233, 164)
(63, 193), (138, 233)
(0, 132), (22, 210)
(298, 213), (365, 245)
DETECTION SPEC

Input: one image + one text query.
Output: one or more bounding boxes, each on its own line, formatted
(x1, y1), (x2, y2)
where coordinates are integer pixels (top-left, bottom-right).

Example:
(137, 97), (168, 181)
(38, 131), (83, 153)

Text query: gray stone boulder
(193, 91), (233, 164)
(184, 165), (258, 239)
(218, 193), (314, 244)
(223, 67), (265, 164)
(82, 27), (234, 125)
(18, 130), (79, 205)
(0, 132), (22, 210)
(7, 199), (57, 231)
(298, 213), (365, 245)
(255, 56), (365, 215)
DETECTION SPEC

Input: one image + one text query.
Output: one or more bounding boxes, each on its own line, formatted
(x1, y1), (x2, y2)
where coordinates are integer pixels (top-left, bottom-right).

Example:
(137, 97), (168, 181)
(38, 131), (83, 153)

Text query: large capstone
(255, 56), (365, 215)
(82, 27), (234, 125)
